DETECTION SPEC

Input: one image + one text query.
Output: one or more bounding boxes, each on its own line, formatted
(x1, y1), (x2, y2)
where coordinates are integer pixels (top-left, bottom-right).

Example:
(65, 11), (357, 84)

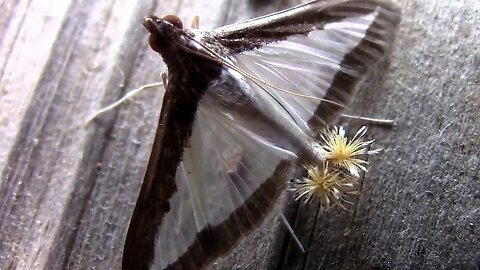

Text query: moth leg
(161, 70), (169, 87)
(191, 15), (200, 29)
(84, 72), (166, 125)
(278, 211), (305, 253)
(340, 114), (395, 127)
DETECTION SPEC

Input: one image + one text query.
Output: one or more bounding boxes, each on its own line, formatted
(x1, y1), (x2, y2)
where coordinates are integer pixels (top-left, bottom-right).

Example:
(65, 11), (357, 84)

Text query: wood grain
(0, 0), (478, 269)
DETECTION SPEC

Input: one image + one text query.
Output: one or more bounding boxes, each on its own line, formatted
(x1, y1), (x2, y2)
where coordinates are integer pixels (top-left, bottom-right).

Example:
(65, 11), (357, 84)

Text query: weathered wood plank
(0, 0), (478, 269)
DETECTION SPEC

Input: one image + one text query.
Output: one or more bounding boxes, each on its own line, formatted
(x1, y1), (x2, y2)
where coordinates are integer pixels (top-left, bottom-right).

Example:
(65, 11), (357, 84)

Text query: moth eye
(162, 14), (183, 29)
(148, 34), (162, 53)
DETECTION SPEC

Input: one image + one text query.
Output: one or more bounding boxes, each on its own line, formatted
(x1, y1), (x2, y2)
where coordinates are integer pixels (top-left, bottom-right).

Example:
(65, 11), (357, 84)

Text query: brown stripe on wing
(215, 1), (399, 54)
(122, 43), (223, 270)
(164, 161), (291, 270)
(307, 2), (401, 129)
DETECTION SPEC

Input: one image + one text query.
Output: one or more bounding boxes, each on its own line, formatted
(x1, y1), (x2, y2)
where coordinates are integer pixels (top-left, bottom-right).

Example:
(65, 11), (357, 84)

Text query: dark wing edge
(217, 0), (401, 131)
(122, 54), (223, 270)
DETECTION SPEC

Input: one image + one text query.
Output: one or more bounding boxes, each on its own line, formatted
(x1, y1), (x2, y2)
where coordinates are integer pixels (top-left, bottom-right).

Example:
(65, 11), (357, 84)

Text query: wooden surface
(1, 0), (479, 269)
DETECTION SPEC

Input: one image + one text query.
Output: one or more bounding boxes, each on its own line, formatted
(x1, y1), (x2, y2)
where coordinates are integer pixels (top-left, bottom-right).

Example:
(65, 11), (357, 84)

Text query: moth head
(142, 15), (185, 54)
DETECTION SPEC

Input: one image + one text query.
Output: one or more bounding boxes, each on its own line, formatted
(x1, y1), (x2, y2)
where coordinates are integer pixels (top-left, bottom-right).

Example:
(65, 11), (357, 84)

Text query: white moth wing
(152, 68), (305, 269)
(230, 1), (400, 131)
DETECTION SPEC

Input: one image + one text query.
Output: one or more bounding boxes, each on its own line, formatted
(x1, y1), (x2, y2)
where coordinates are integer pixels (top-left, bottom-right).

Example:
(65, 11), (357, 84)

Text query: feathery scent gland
(289, 126), (381, 211)
(320, 126), (380, 177)
(289, 162), (359, 211)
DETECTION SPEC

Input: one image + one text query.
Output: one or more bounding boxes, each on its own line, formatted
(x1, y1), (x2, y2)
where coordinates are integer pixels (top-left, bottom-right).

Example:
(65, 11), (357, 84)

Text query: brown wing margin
(215, 0), (401, 129)
(122, 53), (222, 269)
(214, 0), (400, 53)
(308, 1), (401, 127)
(164, 161), (291, 270)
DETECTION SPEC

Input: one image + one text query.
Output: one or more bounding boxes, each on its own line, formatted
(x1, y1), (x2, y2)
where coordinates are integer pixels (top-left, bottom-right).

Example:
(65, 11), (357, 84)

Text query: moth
(123, 0), (400, 269)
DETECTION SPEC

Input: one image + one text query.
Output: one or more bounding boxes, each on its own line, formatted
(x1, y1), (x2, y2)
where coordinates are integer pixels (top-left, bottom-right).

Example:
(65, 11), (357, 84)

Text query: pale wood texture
(1, 0), (479, 269)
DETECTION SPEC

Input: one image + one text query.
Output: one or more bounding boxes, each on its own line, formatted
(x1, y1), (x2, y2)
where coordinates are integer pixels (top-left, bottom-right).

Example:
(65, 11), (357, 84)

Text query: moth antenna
(239, 68), (348, 111)
(278, 211), (306, 253)
(340, 114), (395, 127)
(172, 38), (223, 64)
(183, 34), (348, 111)
(173, 37), (301, 124)
(84, 79), (165, 126)
(181, 34), (348, 125)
